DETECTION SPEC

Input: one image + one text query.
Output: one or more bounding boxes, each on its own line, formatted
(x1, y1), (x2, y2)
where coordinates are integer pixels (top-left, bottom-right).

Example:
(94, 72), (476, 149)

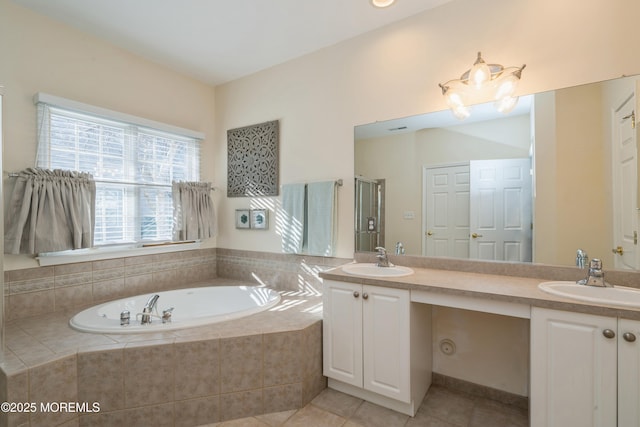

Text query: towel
(281, 183), (306, 253)
(307, 181), (337, 256)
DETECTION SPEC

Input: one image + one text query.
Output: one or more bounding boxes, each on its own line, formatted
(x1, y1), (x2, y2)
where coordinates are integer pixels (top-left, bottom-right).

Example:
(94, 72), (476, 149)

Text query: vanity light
(370, 0), (396, 8)
(439, 52), (526, 119)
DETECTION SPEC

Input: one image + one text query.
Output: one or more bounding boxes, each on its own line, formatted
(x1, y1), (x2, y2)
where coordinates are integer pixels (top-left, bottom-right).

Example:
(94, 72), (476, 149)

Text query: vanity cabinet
(322, 279), (431, 416)
(531, 307), (640, 427)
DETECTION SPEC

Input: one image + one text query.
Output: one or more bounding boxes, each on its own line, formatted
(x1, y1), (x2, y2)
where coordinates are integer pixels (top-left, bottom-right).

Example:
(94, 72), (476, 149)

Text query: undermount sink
(341, 263), (414, 278)
(538, 281), (640, 309)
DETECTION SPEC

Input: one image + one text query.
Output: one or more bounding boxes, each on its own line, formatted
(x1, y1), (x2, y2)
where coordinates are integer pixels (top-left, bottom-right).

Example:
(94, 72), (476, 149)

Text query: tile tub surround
(0, 283), (325, 427)
(3, 248), (350, 322)
(4, 248), (217, 321)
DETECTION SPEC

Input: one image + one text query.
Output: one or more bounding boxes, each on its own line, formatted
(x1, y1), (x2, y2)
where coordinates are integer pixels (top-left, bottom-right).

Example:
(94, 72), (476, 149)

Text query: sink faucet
(141, 294), (160, 325)
(375, 246), (392, 267)
(578, 258), (611, 287)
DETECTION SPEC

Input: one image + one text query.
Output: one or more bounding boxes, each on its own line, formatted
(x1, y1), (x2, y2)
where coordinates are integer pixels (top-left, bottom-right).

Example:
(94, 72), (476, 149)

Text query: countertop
(320, 263), (640, 320)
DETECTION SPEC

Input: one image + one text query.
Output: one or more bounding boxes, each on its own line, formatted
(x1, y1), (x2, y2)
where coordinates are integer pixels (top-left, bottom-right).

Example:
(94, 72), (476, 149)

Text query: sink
(538, 281), (640, 308)
(341, 263), (414, 278)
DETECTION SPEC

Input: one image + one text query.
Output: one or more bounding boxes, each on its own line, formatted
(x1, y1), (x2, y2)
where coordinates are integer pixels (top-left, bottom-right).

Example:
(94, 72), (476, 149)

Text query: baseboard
(432, 372), (528, 411)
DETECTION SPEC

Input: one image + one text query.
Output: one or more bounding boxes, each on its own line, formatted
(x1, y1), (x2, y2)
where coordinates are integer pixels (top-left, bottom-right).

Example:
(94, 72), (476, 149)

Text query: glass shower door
(355, 177), (384, 252)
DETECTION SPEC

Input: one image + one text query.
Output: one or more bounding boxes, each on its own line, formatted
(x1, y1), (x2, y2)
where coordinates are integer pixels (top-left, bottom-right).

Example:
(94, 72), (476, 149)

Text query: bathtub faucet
(141, 294), (160, 325)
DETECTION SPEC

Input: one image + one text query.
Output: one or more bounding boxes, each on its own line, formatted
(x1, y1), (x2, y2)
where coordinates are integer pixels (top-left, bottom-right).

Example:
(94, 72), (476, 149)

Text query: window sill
(36, 241), (202, 266)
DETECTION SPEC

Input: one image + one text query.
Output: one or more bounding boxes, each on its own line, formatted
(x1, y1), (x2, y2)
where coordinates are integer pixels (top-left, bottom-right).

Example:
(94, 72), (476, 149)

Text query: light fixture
(371, 0), (396, 8)
(439, 52), (526, 119)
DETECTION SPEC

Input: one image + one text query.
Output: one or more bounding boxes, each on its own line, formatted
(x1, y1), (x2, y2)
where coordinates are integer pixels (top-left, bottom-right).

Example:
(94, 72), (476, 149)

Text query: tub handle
(120, 310), (130, 326)
(162, 307), (174, 323)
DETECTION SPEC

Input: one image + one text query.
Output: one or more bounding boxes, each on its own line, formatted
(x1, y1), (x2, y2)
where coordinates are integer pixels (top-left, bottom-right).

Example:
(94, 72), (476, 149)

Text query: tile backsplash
(3, 248), (350, 321)
(4, 248), (217, 321)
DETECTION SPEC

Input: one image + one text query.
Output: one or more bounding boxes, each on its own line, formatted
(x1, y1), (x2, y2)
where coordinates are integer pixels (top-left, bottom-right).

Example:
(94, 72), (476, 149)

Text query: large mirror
(355, 75), (640, 270)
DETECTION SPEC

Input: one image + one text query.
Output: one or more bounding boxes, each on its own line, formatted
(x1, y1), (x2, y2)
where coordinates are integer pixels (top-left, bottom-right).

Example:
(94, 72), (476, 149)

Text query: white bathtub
(69, 285), (281, 334)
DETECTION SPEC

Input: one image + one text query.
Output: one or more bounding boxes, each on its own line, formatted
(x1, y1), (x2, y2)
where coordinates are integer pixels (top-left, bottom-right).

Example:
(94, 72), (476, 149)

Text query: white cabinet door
(323, 280), (363, 387)
(362, 285), (410, 403)
(530, 307), (617, 427)
(618, 318), (640, 426)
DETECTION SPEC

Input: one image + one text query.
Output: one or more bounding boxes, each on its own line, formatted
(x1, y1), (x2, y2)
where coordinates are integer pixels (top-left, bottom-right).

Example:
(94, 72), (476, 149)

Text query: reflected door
(469, 159), (533, 262)
(612, 93), (638, 270)
(423, 164), (470, 257)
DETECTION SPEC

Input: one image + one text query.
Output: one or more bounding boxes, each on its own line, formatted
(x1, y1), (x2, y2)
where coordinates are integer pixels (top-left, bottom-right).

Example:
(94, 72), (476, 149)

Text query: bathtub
(69, 285), (281, 334)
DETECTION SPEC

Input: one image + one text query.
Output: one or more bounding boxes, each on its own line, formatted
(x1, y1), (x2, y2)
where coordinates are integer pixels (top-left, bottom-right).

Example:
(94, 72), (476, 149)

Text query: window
(36, 95), (202, 246)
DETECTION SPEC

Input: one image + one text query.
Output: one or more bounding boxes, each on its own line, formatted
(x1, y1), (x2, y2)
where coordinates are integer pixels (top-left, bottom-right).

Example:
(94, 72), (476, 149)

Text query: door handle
(426, 231), (433, 236)
(471, 233), (483, 239)
(612, 246), (624, 255)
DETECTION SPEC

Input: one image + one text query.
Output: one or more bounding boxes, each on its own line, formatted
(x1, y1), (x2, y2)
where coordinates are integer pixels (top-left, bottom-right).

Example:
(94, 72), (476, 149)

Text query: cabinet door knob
(603, 329), (616, 339)
(353, 291), (360, 298)
(362, 293), (369, 300)
(623, 332), (637, 342)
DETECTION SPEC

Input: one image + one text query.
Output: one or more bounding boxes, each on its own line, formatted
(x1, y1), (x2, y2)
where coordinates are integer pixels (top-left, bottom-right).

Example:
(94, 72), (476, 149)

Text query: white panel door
(362, 285), (410, 403)
(323, 280), (363, 387)
(469, 159), (532, 262)
(423, 164), (470, 258)
(530, 307), (617, 427)
(618, 318), (640, 426)
(612, 93), (638, 270)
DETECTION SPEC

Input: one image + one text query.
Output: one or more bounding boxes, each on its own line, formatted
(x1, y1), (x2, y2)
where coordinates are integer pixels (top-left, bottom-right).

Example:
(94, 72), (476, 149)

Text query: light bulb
(370, 0), (395, 7)
(468, 52), (491, 89)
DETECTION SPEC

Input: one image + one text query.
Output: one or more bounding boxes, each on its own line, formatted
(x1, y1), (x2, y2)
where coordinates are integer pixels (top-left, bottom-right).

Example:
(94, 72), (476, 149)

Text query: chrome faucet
(375, 246), (392, 267)
(395, 242), (405, 255)
(578, 258), (611, 287)
(576, 249), (589, 269)
(140, 294), (160, 325)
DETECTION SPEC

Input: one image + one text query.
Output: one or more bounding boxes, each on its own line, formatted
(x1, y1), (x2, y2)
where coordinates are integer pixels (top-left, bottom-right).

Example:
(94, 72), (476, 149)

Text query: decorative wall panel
(227, 120), (279, 197)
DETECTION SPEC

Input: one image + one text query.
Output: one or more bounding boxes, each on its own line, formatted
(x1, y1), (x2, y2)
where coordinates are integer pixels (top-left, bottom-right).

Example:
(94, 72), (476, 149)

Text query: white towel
(281, 183), (306, 253)
(307, 181), (337, 256)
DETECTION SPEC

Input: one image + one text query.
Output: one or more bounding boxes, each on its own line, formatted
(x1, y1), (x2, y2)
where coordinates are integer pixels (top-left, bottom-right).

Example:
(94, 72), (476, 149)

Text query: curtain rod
(6, 172), (216, 190)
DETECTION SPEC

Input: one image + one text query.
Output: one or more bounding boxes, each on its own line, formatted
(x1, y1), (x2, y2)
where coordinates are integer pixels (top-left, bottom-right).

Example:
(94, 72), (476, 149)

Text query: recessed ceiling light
(371, 0), (396, 8)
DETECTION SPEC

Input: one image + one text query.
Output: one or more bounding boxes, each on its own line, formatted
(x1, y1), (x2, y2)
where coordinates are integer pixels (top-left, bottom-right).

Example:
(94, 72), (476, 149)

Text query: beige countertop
(320, 263), (640, 320)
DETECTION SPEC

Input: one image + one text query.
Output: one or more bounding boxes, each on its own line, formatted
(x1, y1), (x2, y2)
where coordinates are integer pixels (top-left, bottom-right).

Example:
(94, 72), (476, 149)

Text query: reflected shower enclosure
(355, 177), (385, 252)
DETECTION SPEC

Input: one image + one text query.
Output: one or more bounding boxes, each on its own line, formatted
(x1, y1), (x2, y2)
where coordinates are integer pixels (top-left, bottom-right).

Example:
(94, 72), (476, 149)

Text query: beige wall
(213, 0), (640, 396)
(214, 0), (640, 259)
(2, 0), (640, 398)
(0, 0), (217, 270)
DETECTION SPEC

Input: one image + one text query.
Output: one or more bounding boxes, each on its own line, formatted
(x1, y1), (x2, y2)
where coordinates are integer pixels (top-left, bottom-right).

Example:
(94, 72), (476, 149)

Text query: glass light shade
(442, 84), (470, 119)
(370, 0), (395, 7)
(494, 72), (521, 100)
(494, 95), (519, 114)
(468, 54), (491, 89)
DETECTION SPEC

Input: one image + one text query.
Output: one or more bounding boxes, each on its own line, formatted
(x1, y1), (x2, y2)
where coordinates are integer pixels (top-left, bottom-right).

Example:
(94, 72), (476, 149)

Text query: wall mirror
(355, 75), (640, 271)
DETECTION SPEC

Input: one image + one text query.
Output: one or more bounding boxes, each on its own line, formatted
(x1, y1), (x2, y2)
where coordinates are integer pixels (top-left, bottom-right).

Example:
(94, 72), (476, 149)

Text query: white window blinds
(36, 98), (201, 246)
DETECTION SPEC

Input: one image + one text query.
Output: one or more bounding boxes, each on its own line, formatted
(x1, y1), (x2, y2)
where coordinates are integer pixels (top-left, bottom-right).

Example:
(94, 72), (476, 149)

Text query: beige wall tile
(220, 335), (263, 393)
(174, 339), (220, 400)
(263, 331), (302, 387)
(174, 395), (220, 427)
(220, 389), (263, 422)
(54, 284), (93, 310)
(29, 354), (78, 427)
(77, 349), (125, 412)
(124, 344), (175, 408)
(8, 290), (54, 320)
(263, 383), (302, 414)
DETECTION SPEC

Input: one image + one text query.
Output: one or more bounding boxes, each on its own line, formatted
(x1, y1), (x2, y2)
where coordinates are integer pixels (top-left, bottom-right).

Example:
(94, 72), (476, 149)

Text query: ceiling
(13, 0), (452, 86)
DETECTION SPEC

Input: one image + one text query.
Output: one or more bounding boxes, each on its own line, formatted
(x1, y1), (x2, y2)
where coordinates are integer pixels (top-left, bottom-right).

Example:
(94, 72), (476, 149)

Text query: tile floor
(201, 385), (529, 427)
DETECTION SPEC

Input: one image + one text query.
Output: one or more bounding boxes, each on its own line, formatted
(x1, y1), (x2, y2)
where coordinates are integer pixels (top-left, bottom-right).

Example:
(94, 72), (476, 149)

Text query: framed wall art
(227, 120), (279, 197)
(235, 209), (251, 229)
(250, 209), (269, 230)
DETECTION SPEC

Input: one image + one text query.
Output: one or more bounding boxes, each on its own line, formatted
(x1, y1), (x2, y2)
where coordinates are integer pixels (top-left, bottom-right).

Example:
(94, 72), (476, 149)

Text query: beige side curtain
(172, 181), (216, 241)
(5, 168), (96, 254)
